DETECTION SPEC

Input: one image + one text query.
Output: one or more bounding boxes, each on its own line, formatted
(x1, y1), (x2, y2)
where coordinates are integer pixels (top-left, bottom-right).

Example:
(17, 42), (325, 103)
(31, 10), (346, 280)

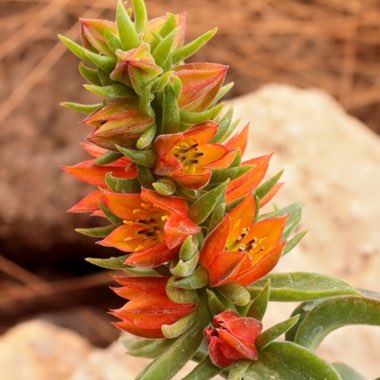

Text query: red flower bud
(205, 310), (262, 368)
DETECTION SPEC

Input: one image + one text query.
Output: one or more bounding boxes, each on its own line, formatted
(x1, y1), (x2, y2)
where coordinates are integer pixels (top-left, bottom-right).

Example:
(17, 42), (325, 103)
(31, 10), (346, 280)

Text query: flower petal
(113, 320), (164, 338)
(207, 334), (236, 368)
(224, 124), (249, 155)
(124, 243), (180, 267)
(199, 215), (231, 268)
(112, 276), (168, 299)
(171, 170), (212, 190)
(103, 192), (144, 219)
(232, 241), (285, 286)
(67, 190), (103, 213)
(226, 154), (272, 203)
(164, 214), (201, 249)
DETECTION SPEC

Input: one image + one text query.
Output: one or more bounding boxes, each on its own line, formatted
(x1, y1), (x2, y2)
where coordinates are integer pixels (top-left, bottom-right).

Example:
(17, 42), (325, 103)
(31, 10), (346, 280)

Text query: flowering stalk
(60, 1), (380, 379)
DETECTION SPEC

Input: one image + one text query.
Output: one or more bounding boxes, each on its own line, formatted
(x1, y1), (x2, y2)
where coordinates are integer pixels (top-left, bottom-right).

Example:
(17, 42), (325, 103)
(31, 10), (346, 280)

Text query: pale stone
(231, 84), (380, 379)
(0, 320), (92, 380)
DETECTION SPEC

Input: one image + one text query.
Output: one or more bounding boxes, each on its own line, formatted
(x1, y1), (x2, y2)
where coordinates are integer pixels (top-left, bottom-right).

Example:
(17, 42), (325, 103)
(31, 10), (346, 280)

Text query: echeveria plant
(60, 1), (380, 379)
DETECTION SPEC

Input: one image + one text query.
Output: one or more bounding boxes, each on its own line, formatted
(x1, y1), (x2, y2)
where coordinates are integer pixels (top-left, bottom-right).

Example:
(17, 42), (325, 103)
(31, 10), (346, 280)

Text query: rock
(232, 84), (380, 379)
(0, 320), (92, 380)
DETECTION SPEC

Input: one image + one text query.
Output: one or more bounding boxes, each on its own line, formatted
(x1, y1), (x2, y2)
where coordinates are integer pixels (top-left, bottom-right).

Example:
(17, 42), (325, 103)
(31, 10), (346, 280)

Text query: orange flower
(111, 275), (197, 338)
(205, 310), (262, 368)
(62, 142), (136, 188)
(98, 188), (200, 266)
(175, 63), (228, 112)
(154, 122), (234, 189)
(226, 154), (272, 203)
(199, 192), (287, 287)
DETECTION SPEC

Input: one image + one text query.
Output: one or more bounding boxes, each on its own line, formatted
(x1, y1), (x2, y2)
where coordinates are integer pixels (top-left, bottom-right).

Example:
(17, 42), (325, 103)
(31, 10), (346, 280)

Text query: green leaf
(60, 102), (102, 114)
(116, 145), (157, 167)
(75, 225), (116, 238)
(58, 35), (116, 71)
(137, 165), (155, 188)
(86, 255), (129, 269)
(206, 289), (226, 316)
(162, 83), (180, 133)
(229, 149), (241, 167)
(180, 104), (223, 124)
(153, 178), (176, 196)
(166, 276), (199, 304)
(83, 84), (134, 98)
(247, 272), (360, 302)
(132, 0), (148, 33)
(246, 279), (271, 320)
(207, 191), (226, 231)
(228, 360), (251, 380)
(105, 173), (141, 193)
(276, 203), (304, 240)
(213, 82), (234, 105)
(138, 83), (155, 116)
(170, 251), (199, 278)
(255, 170), (283, 200)
(174, 267), (209, 290)
(182, 356), (221, 380)
(116, 0), (140, 50)
(179, 235), (199, 261)
(94, 151), (123, 165)
(289, 294), (380, 350)
(137, 124), (157, 149)
(103, 29), (122, 52)
(78, 62), (102, 85)
(210, 165), (252, 185)
(136, 297), (209, 380)
(152, 28), (178, 67)
(99, 203), (123, 225)
(189, 180), (229, 224)
(218, 283), (251, 307)
(125, 338), (173, 358)
(332, 363), (366, 380)
(282, 230), (307, 255)
(244, 342), (340, 380)
(256, 315), (300, 350)
(176, 187), (207, 202)
(218, 119), (240, 142)
(212, 107), (233, 143)
(162, 310), (197, 339)
(172, 28), (218, 64)
(158, 13), (176, 39)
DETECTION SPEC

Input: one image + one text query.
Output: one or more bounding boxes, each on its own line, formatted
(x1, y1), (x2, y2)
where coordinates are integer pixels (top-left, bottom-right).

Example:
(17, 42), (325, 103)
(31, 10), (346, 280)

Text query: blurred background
(0, 0), (379, 378)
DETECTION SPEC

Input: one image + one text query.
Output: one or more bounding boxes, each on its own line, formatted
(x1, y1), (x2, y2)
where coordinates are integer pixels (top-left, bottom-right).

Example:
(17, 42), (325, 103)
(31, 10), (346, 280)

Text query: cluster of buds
(61, 1), (379, 379)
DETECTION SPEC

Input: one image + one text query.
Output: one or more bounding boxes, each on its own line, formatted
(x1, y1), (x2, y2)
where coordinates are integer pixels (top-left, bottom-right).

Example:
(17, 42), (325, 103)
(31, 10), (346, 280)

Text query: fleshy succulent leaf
(85, 255), (129, 269)
(161, 310), (197, 338)
(60, 102), (102, 114)
(125, 338), (173, 358)
(244, 342), (341, 380)
(282, 230), (307, 255)
(246, 279), (271, 320)
(332, 363), (366, 380)
(218, 283), (251, 306)
(182, 356), (222, 380)
(247, 272), (360, 302)
(75, 225), (117, 238)
(105, 173), (141, 193)
(94, 151), (123, 165)
(287, 293), (380, 350)
(78, 62), (102, 85)
(256, 315), (300, 350)
(189, 180), (229, 224)
(116, 0), (141, 50)
(228, 360), (251, 380)
(83, 84), (134, 98)
(116, 145), (157, 167)
(162, 82), (180, 133)
(180, 103), (223, 125)
(172, 28), (218, 64)
(132, 0), (148, 33)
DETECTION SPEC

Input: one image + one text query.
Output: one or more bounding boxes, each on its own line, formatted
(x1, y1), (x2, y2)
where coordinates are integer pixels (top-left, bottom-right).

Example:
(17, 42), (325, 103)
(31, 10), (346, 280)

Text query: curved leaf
(290, 294), (380, 350)
(244, 342), (340, 380)
(247, 272), (360, 302)
(332, 363), (366, 380)
(182, 356), (221, 380)
(124, 338), (173, 358)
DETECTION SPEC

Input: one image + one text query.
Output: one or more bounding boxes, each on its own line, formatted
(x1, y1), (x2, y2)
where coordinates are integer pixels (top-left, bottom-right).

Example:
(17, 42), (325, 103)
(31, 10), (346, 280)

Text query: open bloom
(205, 310), (262, 368)
(200, 192), (287, 287)
(154, 121), (234, 189)
(175, 63), (228, 112)
(98, 188), (200, 266)
(111, 275), (197, 338)
(83, 99), (154, 150)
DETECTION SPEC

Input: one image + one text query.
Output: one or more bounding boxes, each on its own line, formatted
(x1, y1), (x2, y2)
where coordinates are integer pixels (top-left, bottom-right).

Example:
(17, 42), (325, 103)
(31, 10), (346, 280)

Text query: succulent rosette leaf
(60, 1), (380, 379)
